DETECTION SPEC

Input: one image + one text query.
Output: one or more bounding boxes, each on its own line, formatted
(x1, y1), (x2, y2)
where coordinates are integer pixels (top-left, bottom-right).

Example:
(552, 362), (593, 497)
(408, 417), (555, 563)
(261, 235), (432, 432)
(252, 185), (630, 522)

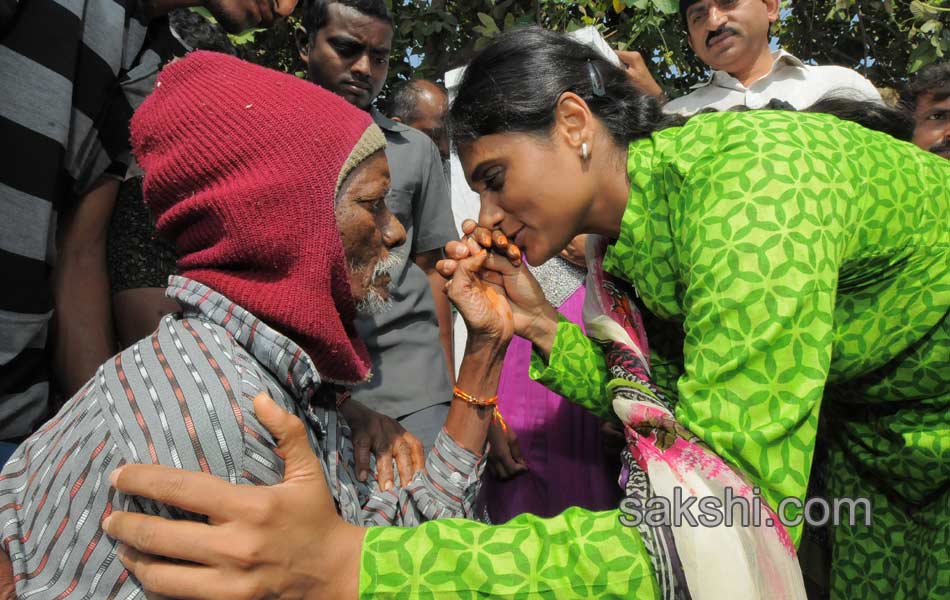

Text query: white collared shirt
(663, 49), (882, 116)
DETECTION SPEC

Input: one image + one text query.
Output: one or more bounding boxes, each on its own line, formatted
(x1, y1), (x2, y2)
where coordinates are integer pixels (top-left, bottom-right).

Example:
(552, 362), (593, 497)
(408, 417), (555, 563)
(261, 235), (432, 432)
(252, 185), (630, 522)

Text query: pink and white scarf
(582, 236), (806, 600)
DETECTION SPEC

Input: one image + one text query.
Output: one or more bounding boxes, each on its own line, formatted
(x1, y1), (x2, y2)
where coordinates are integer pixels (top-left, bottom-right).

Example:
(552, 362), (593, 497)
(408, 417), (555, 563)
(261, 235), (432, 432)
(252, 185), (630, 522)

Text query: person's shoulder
(100, 315), (265, 470)
(372, 109), (437, 152)
(805, 64), (881, 98)
(662, 86), (714, 116)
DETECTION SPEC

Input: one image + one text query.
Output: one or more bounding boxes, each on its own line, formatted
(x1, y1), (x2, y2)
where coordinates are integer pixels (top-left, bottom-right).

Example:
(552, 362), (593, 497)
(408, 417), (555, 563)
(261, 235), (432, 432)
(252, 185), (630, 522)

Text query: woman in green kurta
(103, 27), (948, 600)
(362, 28), (950, 599)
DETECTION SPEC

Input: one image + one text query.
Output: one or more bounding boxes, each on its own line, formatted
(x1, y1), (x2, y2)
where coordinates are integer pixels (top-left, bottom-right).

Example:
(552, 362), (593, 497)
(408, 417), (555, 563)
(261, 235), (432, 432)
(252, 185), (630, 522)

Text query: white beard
(354, 252), (404, 316)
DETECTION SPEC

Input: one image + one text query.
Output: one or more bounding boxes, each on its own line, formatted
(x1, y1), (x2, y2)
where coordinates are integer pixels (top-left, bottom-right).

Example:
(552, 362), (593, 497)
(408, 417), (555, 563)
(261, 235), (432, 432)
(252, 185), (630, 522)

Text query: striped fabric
(0, 276), (485, 597)
(0, 0), (183, 441)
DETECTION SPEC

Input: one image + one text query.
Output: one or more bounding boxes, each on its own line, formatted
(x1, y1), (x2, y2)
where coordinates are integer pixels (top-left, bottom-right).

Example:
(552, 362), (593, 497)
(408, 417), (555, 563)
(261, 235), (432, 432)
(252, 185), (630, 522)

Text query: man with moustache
(626, 0), (883, 116)
(903, 62), (950, 160)
(298, 0), (457, 452)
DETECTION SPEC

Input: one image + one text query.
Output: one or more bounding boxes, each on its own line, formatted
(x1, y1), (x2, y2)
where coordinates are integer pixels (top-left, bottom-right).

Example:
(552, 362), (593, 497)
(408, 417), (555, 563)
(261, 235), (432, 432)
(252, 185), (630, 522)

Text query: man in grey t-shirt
(297, 0), (455, 449)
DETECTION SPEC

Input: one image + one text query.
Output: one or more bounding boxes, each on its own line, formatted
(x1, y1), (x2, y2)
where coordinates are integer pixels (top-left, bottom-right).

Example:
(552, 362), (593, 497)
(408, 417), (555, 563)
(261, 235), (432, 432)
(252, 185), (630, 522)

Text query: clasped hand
(436, 220), (558, 349)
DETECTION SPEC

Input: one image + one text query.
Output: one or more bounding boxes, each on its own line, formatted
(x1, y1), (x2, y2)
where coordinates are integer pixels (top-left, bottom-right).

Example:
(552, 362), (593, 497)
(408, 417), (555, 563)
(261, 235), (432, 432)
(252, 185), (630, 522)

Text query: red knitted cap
(131, 51), (384, 384)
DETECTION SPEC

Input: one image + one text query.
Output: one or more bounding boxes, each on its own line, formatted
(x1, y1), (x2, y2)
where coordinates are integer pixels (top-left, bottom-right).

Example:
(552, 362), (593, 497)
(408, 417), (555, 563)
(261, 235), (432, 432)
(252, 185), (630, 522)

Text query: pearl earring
(581, 142), (589, 161)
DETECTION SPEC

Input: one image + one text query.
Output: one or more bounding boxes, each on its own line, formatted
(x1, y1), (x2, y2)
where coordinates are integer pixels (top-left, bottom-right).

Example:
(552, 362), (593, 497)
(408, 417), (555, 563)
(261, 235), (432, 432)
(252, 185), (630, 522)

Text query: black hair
(449, 27), (681, 150)
(169, 9), (237, 55)
(387, 80), (447, 123)
(450, 27), (916, 153)
(300, 0), (392, 38)
(901, 62), (950, 113)
(805, 95), (914, 141)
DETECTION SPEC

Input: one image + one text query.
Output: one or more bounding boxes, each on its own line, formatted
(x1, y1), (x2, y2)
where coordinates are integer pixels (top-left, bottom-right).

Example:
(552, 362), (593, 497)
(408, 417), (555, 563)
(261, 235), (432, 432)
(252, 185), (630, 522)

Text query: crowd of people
(0, 0), (948, 598)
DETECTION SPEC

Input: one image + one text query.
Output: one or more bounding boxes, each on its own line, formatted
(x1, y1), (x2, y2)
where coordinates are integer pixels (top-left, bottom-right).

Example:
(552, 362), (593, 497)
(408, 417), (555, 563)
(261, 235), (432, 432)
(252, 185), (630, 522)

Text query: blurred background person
(903, 62), (950, 160)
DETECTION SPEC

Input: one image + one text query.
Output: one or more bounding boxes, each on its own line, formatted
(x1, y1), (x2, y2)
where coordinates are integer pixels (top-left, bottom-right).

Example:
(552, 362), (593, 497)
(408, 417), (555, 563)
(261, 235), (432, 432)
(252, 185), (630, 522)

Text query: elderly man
(0, 52), (510, 598)
(297, 0), (457, 451)
(0, 0), (299, 465)
(903, 62), (950, 159)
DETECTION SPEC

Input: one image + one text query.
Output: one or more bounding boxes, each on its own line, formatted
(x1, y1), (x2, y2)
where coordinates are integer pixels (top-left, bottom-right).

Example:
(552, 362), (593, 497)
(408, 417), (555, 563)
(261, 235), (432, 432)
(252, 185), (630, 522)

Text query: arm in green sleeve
(359, 507), (658, 599)
(527, 315), (613, 419)
(672, 149), (846, 545)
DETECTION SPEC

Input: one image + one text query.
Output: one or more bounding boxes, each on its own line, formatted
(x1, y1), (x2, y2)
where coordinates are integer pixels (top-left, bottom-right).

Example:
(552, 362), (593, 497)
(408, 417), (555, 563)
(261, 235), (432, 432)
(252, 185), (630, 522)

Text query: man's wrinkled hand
(339, 398), (424, 491)
(0, 548), (15, 600)
(486, 417), (527, 480)
(438, 220), (557, 347)
(102, 393), (364, 600)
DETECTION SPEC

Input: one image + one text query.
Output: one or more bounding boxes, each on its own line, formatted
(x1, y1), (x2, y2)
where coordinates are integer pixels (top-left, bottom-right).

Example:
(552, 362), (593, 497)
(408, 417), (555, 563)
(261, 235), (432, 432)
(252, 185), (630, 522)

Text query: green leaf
(908, 41), (938, 72)
(188, 6), (215, 21)
(477, 12), (500, 33)
(652, 0), (678, 14)
(920, 19), (942, 34)
(228, 28), (265, 46)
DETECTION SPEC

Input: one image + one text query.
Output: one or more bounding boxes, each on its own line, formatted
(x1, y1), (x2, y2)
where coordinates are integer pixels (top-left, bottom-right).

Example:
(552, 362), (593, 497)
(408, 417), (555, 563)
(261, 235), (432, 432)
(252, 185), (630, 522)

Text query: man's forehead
(325, 3), (392, 48)
(683, 0), (709, 14)
(917, 90), (950, 113)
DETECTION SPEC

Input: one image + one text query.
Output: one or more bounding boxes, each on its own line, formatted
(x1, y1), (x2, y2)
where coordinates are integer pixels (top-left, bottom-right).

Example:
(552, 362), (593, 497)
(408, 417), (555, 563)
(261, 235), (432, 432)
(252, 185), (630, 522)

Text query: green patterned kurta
(359, 111), (950, 599)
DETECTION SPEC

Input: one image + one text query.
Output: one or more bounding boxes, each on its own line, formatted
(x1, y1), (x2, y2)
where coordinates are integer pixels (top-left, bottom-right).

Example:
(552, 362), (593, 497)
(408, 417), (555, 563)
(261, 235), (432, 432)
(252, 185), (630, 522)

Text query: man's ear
(296, 27), (311, 65)
(390, 116), (403, 123)
(765, 0), (780, 23)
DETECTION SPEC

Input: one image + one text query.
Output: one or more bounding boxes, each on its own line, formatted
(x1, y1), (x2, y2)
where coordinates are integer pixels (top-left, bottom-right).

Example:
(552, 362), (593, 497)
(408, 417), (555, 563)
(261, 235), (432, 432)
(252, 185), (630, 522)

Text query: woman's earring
(581, 142), (589, 161)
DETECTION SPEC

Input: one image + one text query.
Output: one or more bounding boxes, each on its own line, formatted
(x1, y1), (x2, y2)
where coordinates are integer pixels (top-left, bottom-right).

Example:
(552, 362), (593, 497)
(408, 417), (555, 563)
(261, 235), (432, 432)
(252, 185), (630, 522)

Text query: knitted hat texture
(131, 50), (387, 384)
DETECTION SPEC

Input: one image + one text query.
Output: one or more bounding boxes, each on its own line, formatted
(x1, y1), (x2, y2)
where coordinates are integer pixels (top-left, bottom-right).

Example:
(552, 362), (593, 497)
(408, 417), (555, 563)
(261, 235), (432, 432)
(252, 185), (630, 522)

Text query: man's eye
(333, 42), (361, 57)
(928, 112), (950, 121)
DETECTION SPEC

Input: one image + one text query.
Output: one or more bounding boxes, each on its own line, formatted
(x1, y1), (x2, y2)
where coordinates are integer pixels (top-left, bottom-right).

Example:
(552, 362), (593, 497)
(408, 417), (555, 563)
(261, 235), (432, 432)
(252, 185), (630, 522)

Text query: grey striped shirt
(0, 276), (485, 598)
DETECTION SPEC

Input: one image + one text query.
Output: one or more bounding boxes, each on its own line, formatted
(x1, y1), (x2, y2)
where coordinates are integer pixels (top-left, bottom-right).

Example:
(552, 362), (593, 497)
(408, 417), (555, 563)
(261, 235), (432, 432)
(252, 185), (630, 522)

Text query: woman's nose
(477, 194), (505, 230)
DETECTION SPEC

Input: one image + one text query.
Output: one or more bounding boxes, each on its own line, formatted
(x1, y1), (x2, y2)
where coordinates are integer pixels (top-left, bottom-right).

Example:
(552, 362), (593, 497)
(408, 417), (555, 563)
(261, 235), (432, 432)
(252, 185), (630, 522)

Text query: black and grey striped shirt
(0, 0), (182, 441)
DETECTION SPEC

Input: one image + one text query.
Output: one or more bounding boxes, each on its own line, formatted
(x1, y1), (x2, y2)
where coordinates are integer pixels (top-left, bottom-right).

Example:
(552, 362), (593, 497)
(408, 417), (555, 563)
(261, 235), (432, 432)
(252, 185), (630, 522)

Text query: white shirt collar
(690, 48), (806, 90)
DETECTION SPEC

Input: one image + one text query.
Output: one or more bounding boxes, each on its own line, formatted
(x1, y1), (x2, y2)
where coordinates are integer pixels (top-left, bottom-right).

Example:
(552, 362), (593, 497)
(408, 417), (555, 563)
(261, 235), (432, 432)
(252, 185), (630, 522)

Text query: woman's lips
(513, 228), (526, 250)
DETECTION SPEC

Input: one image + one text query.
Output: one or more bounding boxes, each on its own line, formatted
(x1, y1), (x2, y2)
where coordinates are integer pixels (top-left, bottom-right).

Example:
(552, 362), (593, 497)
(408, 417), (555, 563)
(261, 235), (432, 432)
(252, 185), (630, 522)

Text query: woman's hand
(559, 234), (589, 268)
(439, 220), (559, 356)
(103, 393), (363, 600)
(442, 236), (515, 345)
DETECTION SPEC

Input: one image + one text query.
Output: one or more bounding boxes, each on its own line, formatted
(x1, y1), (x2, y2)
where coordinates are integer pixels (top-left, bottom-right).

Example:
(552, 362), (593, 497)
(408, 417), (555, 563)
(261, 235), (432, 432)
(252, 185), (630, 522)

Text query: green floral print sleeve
(527, 315), (613, 420)
(360, 508), (658, 599)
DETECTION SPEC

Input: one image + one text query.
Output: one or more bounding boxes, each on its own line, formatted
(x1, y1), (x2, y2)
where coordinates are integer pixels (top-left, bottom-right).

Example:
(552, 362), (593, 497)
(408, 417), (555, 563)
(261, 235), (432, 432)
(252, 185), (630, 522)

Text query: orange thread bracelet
(453, 386), (498, 407)
(492, 406), (509, 434)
